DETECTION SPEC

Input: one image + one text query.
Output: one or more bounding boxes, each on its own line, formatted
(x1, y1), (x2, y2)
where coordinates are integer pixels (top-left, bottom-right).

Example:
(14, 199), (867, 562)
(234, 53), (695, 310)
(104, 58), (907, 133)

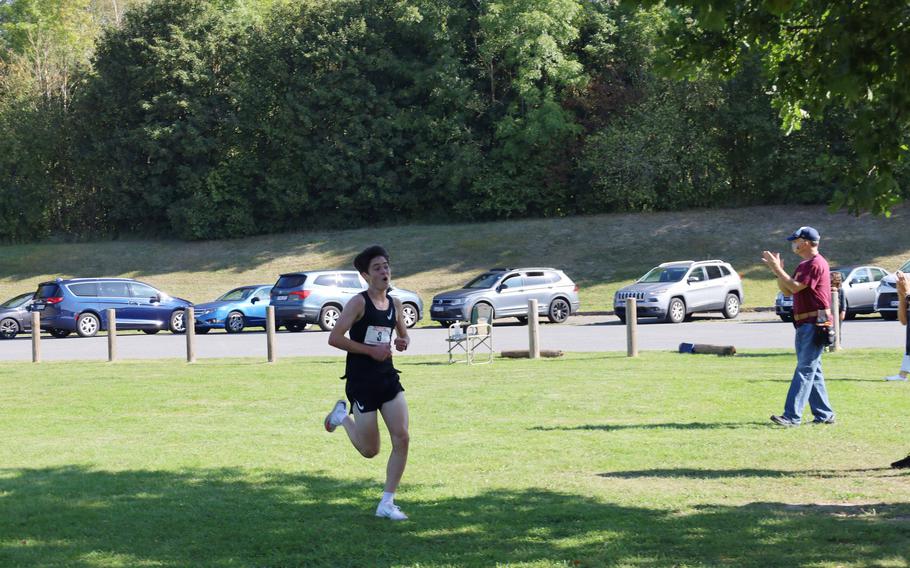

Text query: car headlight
(448, 298), (466, 306)
(196, 308), (214, 316)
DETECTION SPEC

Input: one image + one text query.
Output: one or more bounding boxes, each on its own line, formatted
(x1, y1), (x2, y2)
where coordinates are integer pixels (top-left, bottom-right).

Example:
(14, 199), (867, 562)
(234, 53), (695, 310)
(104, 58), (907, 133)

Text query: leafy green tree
(628, 0), (910, 214)
(77, 0), (246, 238)
(465, 0), (587, 218)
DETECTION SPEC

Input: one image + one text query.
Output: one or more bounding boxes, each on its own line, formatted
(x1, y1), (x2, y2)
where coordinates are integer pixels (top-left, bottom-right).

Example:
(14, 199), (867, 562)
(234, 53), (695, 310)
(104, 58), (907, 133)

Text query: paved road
(1, 312), (904, 362)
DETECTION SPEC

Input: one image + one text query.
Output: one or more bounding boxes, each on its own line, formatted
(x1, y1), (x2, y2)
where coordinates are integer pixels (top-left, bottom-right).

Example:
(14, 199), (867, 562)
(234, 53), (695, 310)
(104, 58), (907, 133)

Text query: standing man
(762, 226), (836, 426)
(324, 245), (412, 520)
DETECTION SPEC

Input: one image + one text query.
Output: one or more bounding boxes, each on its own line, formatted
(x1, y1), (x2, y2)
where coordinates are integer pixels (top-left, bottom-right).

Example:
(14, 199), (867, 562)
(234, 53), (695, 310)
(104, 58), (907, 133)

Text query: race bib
(364, 325), (393, 346)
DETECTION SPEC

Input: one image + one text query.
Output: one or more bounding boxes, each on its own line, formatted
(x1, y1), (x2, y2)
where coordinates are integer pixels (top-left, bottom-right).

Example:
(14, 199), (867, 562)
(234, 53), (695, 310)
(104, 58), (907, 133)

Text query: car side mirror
(151, 295), (160, 303)
(496, 285), (503, 293)
(251, 297), (259, 304)
(687, 277), (697, 284)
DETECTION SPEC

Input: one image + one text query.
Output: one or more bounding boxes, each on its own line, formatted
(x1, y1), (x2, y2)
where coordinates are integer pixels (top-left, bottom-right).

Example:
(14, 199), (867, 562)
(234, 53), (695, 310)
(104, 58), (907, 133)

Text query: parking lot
(1, 311), (904, 362)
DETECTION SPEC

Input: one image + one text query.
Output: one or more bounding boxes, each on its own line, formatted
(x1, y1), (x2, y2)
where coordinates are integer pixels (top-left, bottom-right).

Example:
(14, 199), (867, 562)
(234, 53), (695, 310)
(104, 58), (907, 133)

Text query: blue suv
(30, 278), (193, 338)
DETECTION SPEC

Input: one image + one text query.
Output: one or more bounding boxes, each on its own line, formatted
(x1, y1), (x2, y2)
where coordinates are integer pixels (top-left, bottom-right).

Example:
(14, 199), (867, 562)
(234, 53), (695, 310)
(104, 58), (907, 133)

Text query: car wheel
(76, 313), (100, 337)
(722, 293), (740, 319)
(0, 317), (20, 339)
(547, 297), (571, 323)
(195, 326), (211, 334)
(169, 310), (186, 334)
(665, 298), (686, 324)
(842, 300), (854, 320)
(882, 311), (898, 321)
(142, 329), (161, 335)
(401, 303), (419, 328)
(516, 316), (528, 325)
(225, 311), (245, 334)
(319, 305), (342, 331)
(49, 328), (71, 338)
(779, 315), (793, 322)
(616, 313), (626, 324)
(285, 321), (306, 332)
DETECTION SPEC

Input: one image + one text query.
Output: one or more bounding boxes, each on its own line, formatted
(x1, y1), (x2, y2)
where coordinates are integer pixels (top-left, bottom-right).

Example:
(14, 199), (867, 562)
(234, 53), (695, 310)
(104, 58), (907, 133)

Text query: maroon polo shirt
(792, 253), (831, 325)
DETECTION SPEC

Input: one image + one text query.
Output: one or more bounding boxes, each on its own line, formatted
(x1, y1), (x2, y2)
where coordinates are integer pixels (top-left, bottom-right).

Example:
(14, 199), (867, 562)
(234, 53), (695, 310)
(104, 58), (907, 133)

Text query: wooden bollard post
(266, 305), (277, 363)
(107, 308), (117, 362)
(528, 299), (540, 360)
(31, 311), (40, 363)
(831, 288), (841, 351)
(626, 297), (638, 357)
(185, 307), (196, 363)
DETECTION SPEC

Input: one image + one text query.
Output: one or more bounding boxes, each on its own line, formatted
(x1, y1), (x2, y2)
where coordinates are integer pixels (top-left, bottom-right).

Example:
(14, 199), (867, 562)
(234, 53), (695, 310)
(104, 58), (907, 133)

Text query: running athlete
(324, 245), (411, 520)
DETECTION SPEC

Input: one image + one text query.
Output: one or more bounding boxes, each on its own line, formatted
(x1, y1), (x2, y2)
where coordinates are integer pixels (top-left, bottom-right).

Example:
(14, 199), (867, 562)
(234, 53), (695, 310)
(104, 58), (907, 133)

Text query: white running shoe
(323, 400), (347, 432)
(375, 501), (408, 521)
(884, 374), (909, 381)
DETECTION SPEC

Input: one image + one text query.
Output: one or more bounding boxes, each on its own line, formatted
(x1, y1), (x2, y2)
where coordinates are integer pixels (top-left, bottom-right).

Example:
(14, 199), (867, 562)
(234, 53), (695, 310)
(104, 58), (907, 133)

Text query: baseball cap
(786, 226), (820, 242)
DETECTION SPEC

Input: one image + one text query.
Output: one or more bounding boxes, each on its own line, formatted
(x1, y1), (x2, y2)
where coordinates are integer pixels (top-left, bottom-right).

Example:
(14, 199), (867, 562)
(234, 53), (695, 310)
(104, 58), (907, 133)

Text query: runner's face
(366, 256), (391, 290)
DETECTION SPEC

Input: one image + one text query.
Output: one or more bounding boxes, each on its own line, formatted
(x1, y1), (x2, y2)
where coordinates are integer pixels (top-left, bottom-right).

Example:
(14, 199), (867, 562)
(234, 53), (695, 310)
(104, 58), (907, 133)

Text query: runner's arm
(393, 297), (410, 352)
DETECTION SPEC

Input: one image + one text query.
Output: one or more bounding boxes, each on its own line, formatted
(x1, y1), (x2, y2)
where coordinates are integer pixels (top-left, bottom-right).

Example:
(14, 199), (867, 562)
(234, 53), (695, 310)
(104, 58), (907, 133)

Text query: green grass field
(2, 350), (908, 567)
(1, 204), (909, 317)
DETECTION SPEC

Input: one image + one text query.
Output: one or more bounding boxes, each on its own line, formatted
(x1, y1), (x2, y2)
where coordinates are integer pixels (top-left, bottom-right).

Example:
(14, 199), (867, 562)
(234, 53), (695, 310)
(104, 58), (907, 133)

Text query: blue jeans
(782, 324), (835, 424)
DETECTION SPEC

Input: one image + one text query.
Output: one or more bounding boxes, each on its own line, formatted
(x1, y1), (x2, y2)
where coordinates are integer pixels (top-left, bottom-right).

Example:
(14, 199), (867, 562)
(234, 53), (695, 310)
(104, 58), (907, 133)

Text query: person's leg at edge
(339, 407), (381, 459)
(782, 324), (824, 423)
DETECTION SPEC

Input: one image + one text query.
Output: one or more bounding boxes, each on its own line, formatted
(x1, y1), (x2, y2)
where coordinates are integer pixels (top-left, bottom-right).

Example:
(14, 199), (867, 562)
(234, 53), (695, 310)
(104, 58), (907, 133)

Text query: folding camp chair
(446, 302), (493, 364)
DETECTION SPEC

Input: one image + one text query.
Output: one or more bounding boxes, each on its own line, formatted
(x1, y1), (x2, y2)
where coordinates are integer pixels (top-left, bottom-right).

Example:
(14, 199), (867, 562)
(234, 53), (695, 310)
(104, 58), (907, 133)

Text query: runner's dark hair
(354, 245), (390, 274)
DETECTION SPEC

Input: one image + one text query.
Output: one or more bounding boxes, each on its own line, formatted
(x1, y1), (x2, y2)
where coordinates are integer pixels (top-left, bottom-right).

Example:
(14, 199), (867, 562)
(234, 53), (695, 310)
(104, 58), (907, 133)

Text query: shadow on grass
(0, 466), (908, 567)
(598, 467), (905, 480)
(530, 422), (768, 432)
(733, 353), (791, 358)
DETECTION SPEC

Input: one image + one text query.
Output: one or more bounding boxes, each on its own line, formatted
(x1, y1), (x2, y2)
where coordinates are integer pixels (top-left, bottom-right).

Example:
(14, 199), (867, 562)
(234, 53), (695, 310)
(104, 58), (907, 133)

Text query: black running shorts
(345, 372), (404, 414)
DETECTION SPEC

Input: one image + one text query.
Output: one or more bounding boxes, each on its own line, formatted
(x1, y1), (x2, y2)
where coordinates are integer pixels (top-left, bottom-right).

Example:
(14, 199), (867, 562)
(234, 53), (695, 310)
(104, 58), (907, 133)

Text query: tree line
(0, 0), (906, 242)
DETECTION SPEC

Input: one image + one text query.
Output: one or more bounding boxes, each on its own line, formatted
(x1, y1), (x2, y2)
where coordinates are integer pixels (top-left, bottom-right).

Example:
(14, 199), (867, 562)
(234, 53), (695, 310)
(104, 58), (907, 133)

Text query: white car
(614, 260), (743, 324)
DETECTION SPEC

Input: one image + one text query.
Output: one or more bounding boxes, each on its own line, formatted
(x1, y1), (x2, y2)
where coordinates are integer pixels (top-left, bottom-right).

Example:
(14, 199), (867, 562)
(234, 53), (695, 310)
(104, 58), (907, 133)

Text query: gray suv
(614, 260), (743, 323)
(430, 267), (580, 326)
(270, 270), (424, 331)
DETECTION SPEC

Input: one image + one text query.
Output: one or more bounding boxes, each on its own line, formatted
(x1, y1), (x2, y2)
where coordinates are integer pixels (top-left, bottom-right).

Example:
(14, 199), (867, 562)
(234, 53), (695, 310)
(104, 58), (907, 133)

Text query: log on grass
(678, 342), (736, 356)
(501, 349), (564, 359)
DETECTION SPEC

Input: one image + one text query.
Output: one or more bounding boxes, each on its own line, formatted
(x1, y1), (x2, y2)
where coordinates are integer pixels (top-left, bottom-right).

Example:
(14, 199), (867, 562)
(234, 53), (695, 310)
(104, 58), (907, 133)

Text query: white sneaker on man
(884, 374), (909, 382)
(323, 400), (348, 432)
(375, 501), (408, 521)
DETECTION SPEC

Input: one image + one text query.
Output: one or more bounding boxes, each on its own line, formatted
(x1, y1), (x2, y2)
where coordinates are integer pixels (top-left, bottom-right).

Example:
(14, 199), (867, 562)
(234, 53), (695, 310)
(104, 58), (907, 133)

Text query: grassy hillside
(1, 205), (908, 318)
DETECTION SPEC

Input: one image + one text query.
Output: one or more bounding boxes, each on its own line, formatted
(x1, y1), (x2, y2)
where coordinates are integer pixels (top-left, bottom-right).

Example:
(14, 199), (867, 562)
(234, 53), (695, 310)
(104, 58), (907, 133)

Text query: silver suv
(614, 260), (744, 323)
(270, 270), (424, 331)
(430, 267), (580, 326)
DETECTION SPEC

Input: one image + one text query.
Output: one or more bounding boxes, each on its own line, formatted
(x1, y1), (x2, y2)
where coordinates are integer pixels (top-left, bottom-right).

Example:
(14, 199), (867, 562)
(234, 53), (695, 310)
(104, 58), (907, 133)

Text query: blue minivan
(30, 278), (193, 338)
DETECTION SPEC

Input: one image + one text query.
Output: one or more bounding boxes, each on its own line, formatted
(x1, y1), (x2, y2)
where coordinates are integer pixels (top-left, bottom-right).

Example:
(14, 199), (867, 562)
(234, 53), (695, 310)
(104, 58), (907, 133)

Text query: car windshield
(463, 272), (503, 289)
(217, 287), (253, 302)
(0, 292), (32, 308)
(833, 268), (850, 280)
(639, 266), (688, 283)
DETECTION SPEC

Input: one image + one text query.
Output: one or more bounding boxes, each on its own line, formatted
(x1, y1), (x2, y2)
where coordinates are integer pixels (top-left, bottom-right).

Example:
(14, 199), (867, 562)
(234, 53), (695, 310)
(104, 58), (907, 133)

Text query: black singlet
(345, 291), (396, 381)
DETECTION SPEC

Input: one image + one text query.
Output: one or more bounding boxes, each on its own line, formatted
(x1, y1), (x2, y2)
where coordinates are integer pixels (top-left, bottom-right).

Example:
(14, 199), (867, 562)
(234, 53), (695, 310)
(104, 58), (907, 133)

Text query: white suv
(614, 260), (744, 323)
